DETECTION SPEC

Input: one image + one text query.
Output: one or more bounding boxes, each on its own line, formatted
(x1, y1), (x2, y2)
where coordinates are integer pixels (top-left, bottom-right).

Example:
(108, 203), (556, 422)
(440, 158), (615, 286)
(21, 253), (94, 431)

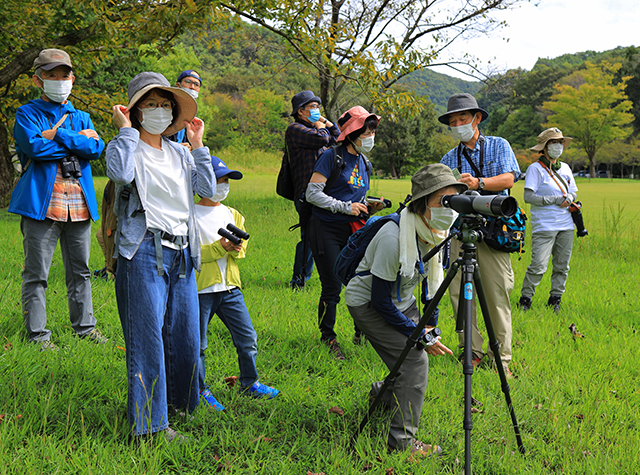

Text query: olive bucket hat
(411, 163), (468, 202)
(126, 71), (197, 136)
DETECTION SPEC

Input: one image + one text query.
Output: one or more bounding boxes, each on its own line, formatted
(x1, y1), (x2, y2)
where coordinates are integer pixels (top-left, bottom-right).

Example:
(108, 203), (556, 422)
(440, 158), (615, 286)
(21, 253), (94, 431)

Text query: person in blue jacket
(9, 49), (106, 352)
(168, 69), (202, 148)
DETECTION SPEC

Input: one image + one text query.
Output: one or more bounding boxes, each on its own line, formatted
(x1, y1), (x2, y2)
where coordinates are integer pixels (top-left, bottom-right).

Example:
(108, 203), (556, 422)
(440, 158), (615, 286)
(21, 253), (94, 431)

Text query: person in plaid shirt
(285, 90), (340, 289)
(9, 49), (106, 351)
(439, 93), (521, 378)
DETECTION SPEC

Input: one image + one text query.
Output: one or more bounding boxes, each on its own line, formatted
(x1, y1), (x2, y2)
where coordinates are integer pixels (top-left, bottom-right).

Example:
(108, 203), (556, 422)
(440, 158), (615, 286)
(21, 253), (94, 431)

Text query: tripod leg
(473, 268), (526, 455)
(456, 260), (475, 475)
(350, 261), (460, 448)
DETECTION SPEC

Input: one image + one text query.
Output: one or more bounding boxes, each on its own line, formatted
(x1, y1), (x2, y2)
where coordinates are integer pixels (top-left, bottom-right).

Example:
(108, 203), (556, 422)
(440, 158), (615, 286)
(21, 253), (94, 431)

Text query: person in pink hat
(305, 106), (385, 359)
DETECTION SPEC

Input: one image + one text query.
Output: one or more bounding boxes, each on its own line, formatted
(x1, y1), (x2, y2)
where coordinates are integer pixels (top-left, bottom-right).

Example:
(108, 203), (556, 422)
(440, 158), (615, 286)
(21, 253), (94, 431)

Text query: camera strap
(538, 160), (569, 197)
(22, 113), (71, 176)
(457, 134), (485, 178)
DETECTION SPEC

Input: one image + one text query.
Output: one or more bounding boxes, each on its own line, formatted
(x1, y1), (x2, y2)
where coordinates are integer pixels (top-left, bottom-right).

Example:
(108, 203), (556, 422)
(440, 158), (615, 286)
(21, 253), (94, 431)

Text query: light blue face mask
(308, 109), (321, 123)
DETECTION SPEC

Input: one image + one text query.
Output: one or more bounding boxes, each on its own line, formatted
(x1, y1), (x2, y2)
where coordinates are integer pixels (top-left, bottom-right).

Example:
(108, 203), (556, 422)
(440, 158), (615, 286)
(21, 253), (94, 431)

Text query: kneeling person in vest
(345, 164), (466, 454)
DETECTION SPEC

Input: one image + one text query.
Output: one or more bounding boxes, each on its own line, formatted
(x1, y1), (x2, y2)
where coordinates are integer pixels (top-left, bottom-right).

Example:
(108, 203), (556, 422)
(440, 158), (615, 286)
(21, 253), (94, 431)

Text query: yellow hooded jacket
(195, 206), (247, 291)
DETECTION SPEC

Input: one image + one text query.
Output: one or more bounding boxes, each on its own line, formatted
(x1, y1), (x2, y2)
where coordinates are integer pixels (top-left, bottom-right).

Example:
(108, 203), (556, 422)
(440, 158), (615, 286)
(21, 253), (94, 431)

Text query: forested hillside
(399, 69), (481, 112)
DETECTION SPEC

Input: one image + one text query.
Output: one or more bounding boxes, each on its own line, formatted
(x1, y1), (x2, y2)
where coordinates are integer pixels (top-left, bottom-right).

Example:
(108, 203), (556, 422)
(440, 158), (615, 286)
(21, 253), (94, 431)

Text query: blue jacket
(9, 99), (105, 221)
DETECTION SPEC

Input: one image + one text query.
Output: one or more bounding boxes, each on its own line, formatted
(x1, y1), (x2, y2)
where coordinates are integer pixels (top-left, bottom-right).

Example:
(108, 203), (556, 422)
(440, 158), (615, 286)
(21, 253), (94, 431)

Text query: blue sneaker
(200, 389), (225, 411)
(242, 381), (280, 400)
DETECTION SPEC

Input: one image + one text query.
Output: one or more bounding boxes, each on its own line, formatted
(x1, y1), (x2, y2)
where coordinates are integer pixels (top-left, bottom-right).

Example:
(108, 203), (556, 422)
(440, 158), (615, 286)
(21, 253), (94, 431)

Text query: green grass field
(1, 151), (639, 474)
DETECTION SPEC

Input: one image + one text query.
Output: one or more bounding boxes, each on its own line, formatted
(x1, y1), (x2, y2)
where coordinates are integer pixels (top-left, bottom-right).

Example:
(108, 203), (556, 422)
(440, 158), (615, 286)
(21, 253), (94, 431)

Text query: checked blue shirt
(441, 135), (521, 196)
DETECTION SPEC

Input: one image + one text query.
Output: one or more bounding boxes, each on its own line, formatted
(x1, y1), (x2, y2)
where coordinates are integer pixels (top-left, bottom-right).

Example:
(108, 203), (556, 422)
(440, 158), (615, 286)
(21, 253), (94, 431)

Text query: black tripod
(352, 215), (525, 473)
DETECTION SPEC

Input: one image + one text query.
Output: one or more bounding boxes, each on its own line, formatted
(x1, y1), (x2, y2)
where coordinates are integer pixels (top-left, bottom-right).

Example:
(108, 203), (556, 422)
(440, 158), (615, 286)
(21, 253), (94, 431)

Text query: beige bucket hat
(126, 72), (197, 136)
(530, 127), (572, 151)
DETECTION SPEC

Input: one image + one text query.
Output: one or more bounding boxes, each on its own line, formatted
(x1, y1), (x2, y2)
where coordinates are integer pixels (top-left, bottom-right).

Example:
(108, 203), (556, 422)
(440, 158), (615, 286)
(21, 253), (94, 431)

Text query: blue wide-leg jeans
(116, 234), (200, 436)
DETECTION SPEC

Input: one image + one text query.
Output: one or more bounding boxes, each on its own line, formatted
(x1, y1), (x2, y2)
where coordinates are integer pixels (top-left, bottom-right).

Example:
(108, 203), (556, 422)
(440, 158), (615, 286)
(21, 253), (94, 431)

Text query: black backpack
(334, 213), (401, 286)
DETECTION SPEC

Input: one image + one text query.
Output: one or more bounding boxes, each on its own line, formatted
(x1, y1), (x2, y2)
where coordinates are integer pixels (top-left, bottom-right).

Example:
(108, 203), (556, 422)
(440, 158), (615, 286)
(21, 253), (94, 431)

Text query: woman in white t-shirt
(518, 128), (579, 313)
(106, 72), (215, 440)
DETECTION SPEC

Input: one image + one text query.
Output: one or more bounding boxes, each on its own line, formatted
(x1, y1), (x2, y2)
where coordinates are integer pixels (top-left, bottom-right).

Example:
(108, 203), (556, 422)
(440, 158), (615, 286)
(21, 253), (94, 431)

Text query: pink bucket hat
(336, 106), (381, 143)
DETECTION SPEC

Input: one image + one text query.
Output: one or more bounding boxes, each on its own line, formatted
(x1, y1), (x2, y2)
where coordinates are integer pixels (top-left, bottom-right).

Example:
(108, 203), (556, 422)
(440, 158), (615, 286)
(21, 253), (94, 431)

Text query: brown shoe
(325, 338), (346, 360)
(409, 440), (443, 460)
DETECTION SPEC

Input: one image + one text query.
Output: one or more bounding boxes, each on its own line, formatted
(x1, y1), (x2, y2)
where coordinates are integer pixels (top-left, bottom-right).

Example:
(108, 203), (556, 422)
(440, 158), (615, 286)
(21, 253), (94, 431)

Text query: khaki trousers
(449, 239), (514, 367)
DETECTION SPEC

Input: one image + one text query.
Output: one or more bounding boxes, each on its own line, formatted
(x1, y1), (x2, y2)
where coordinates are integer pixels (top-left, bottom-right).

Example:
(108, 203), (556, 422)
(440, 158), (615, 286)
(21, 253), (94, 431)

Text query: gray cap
(438, 93), (488, 125)
(34, 49), (72, 71)
(411, 163), (468, 202)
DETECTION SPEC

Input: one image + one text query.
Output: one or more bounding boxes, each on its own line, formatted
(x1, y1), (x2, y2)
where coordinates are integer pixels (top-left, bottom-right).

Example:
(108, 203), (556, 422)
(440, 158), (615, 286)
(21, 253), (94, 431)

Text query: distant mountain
(399, 68), (481, 112)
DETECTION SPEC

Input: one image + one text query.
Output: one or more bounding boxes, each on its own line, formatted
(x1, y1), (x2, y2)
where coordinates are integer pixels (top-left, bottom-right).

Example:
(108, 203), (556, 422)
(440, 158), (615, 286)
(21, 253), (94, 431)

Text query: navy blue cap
(176, 70), (202, 86)
(291, 90), (321, 116)
(211, 156), (242, 180)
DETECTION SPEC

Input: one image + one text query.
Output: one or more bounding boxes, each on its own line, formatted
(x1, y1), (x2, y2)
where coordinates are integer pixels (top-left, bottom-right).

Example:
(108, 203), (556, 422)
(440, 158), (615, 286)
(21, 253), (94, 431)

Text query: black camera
(441, 191), (517, 218)
(218, 223), (250, 245)
(60, 155), (82, 179)
(569, 201), (588, 237)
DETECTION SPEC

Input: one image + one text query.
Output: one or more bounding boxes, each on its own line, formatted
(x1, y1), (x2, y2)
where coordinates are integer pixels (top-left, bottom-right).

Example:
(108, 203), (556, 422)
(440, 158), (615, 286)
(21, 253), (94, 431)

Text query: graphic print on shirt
(348, 162), (366, 188)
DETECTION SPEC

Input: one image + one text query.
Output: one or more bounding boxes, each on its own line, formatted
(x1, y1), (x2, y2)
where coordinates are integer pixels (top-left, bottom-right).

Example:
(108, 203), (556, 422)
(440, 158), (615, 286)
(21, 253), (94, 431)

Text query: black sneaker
(325, 338), (346, 360)
(518, 295), (532, 311)
(547, 295), (561, 314)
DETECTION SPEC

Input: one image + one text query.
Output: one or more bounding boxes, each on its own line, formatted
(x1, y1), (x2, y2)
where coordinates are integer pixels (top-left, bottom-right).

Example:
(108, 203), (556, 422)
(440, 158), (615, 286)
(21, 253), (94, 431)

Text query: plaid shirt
(441, 135), (521, 196)
(285, 119), (340, 199)
(45, 163), (90, 222)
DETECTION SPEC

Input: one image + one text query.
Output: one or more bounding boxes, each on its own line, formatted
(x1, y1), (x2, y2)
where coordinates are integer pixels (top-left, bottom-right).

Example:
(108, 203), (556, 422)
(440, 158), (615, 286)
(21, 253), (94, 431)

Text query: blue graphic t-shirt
(312, 146), (370, 223)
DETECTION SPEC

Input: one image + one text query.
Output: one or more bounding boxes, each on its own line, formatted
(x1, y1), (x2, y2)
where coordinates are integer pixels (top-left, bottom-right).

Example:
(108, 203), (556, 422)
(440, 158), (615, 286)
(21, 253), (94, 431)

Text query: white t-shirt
(195, 203), (235, 293)
(524, 161), (578, 232)
(345, 222), (431, 311)
(138, 140), (190, 237)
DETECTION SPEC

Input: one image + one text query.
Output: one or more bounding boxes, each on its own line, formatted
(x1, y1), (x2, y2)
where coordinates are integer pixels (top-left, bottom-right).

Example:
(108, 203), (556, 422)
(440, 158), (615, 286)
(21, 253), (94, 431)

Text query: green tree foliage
(495, 105), (543, 149)
(220, 0), (529, 121)
(0, 0), (227, 203)
(203, 88), (288, 153)
(399, 69), (481, 112)
(543, 62), (634, 178)
(615, 46), (640, 135)
(370, 101), (447, 178)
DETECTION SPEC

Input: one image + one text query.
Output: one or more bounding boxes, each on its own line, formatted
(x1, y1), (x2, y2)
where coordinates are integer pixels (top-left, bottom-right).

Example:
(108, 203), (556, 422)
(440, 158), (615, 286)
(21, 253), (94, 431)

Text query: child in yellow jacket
(195, 157), (280, 410)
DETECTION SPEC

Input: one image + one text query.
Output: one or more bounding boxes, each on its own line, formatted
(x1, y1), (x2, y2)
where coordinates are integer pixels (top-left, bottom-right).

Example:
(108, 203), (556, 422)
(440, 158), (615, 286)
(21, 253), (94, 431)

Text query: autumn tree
(543, 61), (634, 178)
(219, 0), (529, 122)
(0, 0), (227, 204)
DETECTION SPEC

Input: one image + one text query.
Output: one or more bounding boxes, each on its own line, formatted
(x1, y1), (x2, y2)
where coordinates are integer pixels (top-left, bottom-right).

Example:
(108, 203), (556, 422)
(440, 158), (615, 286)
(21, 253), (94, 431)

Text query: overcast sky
(429, 0), (639, 80)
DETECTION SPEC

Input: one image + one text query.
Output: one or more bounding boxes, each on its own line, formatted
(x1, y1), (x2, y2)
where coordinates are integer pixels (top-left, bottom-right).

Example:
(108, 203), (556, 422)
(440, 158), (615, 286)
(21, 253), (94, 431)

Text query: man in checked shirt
(285, 90), (340, 290)
(9, 49), (106, 351)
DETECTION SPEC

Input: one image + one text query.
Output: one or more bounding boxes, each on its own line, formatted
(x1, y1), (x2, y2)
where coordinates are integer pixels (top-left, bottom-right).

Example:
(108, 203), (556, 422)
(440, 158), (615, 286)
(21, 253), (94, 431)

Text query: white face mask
(181, 87), (199, 99)
(211, 182), (229, 202)
(547, 143), (564, 160)
(426, 207), (459, 231)
(355, 135), (375, 153)
(139, 107), (173, 135)
(450, 122), (476, 143)
(40, 78), (73, 103)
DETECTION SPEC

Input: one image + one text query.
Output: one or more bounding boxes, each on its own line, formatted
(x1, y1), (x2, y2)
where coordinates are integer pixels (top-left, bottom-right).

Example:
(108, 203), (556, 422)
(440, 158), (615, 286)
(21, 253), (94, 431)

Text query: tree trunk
(588, 153), (596, 178)
(389, 157), (398, 179)
(0, 121), (15, 206)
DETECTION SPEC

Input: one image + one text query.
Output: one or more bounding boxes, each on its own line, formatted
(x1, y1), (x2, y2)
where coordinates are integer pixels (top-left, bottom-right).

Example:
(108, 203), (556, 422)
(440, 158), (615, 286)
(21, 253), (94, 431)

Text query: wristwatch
(477, 177), (485, 191)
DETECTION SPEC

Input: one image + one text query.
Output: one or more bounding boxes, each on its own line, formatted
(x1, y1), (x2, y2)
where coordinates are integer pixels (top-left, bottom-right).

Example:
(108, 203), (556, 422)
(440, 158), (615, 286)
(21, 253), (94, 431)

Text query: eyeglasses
(182, 78), (201, 88)
(304, 104), (320, 110)
(138, 100), (174, 111)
